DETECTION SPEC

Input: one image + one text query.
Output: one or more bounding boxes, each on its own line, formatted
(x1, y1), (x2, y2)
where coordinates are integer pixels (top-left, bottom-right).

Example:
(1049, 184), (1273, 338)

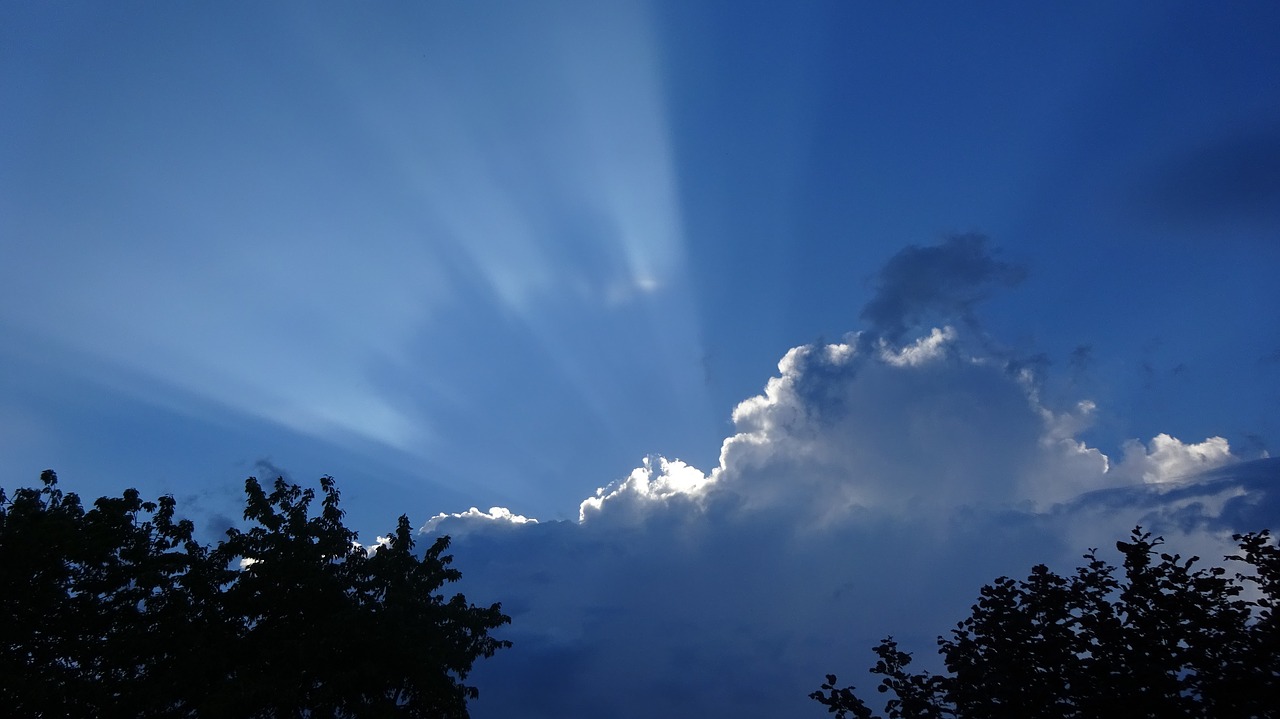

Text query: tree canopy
(0, 470), (510, 718)
(813, 527), (1280, 719)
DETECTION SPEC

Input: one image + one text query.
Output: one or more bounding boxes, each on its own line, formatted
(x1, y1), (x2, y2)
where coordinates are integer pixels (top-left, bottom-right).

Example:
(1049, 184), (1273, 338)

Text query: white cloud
(878, 326), (957, 367)
(355, 537), (394, 556)
(566, 327), (1130, 522)
(560, 327), (1245, 520)
(423, 506), (538, 534)
(578, 456), (711, 523)
(1111, 433), (1237, 485)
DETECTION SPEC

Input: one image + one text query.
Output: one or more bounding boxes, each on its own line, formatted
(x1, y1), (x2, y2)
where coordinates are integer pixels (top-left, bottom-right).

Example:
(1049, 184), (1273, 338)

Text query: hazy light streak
(3, 1), (712, 467)
(297, 1), (712, 445)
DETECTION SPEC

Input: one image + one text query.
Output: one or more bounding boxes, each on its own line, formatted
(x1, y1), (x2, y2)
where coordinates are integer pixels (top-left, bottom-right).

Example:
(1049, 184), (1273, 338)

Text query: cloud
(253, 458), (293, 483)
(859, 234), (1026, 344)
(421, 323), (1274, 719)
(423, 506), (537, 534)
(1109, 433), (1235, 485)
(1068, 344), (1093, 381)
(578, 455), (711, 524)
(572, 325), (1226, 522)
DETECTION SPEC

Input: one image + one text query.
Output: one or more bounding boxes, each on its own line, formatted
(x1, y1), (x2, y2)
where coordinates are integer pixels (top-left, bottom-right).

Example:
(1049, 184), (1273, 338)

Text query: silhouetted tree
(813, 527), (1280, 719)
(0, 470), (510, 717)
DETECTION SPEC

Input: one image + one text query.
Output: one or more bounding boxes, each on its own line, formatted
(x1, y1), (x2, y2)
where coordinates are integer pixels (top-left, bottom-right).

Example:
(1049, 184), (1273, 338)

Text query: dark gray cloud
(1060, 457), (1280, 535)
(447, 459), (1279, 719)
(1069, 344), (1093, 378)
(859, 234), (1026, 344)
(253, 458), (293, 482)
(1242, 433), (1271, 456)
(1004, 351), (1051, 384)
(448, 500), (1081, 719)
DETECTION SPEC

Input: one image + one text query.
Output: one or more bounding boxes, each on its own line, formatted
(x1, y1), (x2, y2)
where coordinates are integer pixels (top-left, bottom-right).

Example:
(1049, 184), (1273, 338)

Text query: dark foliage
(813, 527), (1280, 719)
(0, 470), (511, 717)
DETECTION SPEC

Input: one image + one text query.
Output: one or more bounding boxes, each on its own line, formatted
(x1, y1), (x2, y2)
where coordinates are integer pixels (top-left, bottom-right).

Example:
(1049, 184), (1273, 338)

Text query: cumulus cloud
(423, 318), (1273, 719)
(570, 325), (1223, 523)
(1110, 433), (1236, 485)
(713, 327), (1047, 516)
(578, 455), (711, 523)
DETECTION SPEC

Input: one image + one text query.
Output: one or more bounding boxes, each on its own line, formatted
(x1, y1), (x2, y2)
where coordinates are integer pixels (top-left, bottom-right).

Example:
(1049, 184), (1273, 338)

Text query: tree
(813, 527), (1280, 719)
(0, 470), (510, 717)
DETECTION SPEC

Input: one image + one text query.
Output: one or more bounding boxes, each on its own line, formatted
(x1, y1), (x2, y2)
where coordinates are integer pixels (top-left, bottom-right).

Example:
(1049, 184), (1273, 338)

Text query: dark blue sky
(3, 3), (1279, 715)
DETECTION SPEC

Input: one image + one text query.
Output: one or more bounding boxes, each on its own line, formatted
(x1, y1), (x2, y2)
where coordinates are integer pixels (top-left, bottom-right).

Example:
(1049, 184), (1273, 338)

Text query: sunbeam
(268, 0), (718, 500)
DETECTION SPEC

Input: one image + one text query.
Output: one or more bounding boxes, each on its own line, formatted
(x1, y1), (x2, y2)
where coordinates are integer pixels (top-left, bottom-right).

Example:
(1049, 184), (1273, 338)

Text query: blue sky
(3, 2), (1280, 716)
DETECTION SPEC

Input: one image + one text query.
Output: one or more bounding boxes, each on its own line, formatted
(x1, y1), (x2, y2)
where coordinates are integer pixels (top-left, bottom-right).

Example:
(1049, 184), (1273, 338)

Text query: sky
(3, 1), (1280, 716)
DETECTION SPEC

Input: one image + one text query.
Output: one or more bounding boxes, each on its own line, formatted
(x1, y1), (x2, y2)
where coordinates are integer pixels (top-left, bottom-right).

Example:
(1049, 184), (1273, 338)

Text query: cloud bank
(427, 334), (1271, 718)
(419, 237), (1275, 719)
